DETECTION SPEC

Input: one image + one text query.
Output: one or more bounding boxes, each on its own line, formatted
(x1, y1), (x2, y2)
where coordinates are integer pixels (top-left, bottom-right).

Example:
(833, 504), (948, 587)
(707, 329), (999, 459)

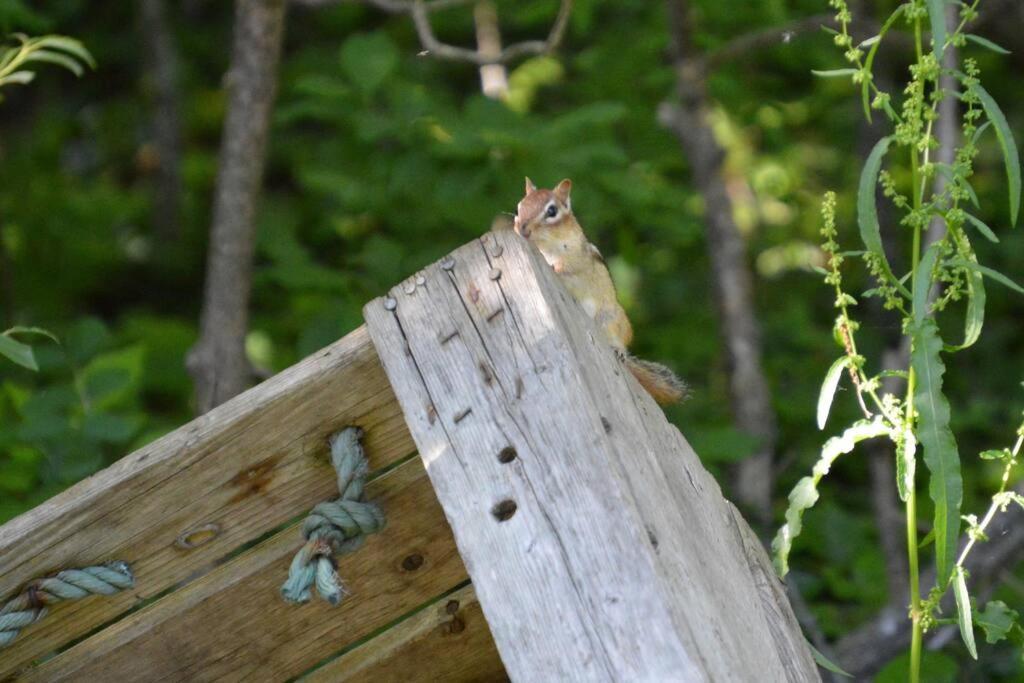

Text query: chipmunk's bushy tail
(624, 355), (688, 405)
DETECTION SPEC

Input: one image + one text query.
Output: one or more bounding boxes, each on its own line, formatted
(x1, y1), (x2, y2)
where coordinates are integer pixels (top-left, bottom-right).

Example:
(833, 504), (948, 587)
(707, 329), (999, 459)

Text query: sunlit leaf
(951, 258), (1024, 295)
(858, 136), (905, 295)
(772, 417), (889, 577)
(0, 334), (37, 371)
(817, 356), (850, 430)
(953, 567), (978, 659)
(811, 68), (858, 78)
(963, 213), (999, 243)
(946, 236), (985, 352)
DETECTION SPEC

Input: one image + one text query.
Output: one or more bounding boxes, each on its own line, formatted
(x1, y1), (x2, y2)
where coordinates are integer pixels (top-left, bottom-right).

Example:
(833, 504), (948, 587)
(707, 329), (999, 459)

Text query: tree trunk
(187, 0), (287, 414)
(661, 0), (777, 527)
(138, 0), (183, 243)
(473, 1), (508, 98)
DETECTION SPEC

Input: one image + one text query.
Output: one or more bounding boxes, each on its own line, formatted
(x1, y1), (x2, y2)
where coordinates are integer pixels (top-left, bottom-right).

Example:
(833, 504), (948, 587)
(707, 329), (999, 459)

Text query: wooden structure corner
(0, 230), (818, 682)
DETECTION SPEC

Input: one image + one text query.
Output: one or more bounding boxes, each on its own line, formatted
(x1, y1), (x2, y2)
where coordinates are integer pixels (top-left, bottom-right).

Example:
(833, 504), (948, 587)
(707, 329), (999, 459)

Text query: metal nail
(441, 256), (455, 271)
(404, 281), (416, 295)
(416, 275), (426, 286)
(489, 268), (502, 281)
(384, 297), (397, 311)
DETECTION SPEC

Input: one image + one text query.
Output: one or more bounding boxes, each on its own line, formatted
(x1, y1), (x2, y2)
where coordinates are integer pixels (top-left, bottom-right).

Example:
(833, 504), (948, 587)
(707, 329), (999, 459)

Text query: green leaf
(0, 70), (34, 86)
(974, 84), (1022, 225)
(951, 258), (1024, 295)
(979, 449), (1009, 460)
(817, 356), (850, 430)
(340, 33), (399, 95)
(896, 426), (917, 502)
(963, 213), (999, 243)
(4, 326), (60, 344)
(975, 601), (1019, 644)
(811, 68), (859, 78)
(23, 48), (84, 76)
(965, 34), (1011, 55)
(953, 566), (978, 659)
(32, 35), (96, 68)
(918, 527), (935, 548)
(858, 137), (906, 296)
(772, 417), (889, 577)
(809, 644), (852, 677)
(946, 237), (985, 352)
(911, 319), (962, 587)
(0, 334), (37, 371)
(914, 244), (942, 325)
(927, 0), (947, 61)
(860, 5), (905, 123)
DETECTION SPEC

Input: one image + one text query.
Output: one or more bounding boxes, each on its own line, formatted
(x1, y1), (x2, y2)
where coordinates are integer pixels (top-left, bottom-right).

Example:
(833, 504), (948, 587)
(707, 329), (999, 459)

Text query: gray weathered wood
(364, 230), (818, 682)
(0, 325), (415, 677)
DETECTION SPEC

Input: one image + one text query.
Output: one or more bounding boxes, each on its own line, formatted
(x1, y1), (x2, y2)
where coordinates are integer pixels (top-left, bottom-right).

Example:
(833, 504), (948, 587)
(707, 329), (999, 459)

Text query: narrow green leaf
(3, 326), (59, 344)
(32, 35), (96, 68)
(954, 567), (978, 659)
(811, 68), (859, 78)
(0, 71), (35, 86)
(911, 319), (962, 587)
(927, 0), (947, 61)
(23, 49), (84, 76)
(858, 136), (907, 295)
(974, 84), (1022, 225)
(979, 449), (1009, 461)
(952, 258), (1024, 295)
(772, 418), (889, 577)
(817, 356), (850, 430)
(963, 213), (1000, 243)
(946, 237), (985, 352)
(965, 34), (1011, 55)
(0, 334), (38, 371)
(914, 243), (942, 324)
(972, 120), (992, 146)
(859, 6), (905, 123)
(975, 601), (1019, 644)
(918, 527), (935, 548)
(809, 644), (852, 677)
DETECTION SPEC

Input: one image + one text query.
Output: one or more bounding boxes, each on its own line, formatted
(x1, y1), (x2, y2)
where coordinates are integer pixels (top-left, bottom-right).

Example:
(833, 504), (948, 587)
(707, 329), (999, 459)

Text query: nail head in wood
(383, 296), (397, 311)
(488, 267), (502, 281)
(403, 281), (416, 295)
(441, 256), (455, 271)
(415, 274), (426, 286)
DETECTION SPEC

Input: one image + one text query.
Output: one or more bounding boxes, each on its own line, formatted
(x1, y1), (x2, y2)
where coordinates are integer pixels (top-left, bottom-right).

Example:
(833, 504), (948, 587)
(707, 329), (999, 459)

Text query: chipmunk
(513, 178), (687, 405)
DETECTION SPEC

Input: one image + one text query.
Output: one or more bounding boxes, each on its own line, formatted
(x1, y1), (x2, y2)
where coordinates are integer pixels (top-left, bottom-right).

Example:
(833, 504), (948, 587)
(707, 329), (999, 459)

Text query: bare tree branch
(410, 0), (572, 65)
(661, 0), (778, 527)
(187, 0), (287, 414)
(138, 0), (184, 243)
(703, 14), (836, 71)
(290, 0), (472, 12)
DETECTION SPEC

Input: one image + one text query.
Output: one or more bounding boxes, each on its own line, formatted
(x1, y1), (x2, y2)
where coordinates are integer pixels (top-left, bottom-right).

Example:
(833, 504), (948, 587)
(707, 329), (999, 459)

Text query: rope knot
(281, 427), (385, 606)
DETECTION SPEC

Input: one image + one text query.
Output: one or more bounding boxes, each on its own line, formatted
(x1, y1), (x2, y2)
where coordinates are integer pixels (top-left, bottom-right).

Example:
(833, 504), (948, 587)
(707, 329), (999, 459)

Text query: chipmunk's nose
(513, 214), (529, 238)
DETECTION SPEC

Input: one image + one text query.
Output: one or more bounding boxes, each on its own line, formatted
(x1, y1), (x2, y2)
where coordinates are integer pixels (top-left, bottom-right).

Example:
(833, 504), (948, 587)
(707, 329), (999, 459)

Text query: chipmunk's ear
(524, 177), (537, 195)
(554, 178), (572, 205)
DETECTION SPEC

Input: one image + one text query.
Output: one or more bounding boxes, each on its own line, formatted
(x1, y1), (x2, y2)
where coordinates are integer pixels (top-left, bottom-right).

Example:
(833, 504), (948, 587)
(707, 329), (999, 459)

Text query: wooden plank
(0, 325), (416, 677)
(304, 584), (507, 683)
(364, 230), (819, 682)
(21, 456), (468, 682)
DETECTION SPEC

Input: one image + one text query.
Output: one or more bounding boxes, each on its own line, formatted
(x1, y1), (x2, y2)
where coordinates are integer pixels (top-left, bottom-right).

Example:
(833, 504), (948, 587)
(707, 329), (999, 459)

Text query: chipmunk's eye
(545, 204), (558, 219)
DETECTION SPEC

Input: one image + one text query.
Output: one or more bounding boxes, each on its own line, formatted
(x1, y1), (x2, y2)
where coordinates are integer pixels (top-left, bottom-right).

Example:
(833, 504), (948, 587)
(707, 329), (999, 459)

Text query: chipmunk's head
(513, 177), (573, 240)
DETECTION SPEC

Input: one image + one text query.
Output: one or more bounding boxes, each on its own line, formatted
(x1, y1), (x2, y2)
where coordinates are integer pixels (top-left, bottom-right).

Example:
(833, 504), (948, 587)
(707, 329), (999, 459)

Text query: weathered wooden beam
(0, 325), (415, 677)
(305, 584), (507, 683)
(20, 457), (468, 682)
(364, 230), (818, 682)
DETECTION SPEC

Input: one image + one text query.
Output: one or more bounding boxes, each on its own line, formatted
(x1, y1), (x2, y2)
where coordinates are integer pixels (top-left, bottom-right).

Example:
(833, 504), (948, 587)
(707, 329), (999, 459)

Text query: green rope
(0, 561), (134, 649)
(281, 427), (385, 606)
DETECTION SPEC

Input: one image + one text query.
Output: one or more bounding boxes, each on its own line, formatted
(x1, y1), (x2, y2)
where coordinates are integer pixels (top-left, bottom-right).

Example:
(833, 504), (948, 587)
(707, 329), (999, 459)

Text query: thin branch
(703, 13), (836, 70)
(290, 0), (472, 12)
(410, 0), (572, 65)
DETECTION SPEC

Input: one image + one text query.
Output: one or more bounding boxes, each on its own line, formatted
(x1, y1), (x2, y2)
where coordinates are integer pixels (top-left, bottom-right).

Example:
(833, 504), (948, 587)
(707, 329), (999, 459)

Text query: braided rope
(281, 427), (385, 605)
(0, 561), (134, 648)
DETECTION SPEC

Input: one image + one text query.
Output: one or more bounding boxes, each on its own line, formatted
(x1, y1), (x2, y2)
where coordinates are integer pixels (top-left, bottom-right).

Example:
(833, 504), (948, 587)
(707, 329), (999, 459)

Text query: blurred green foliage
(0, 0), (1022, 673)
